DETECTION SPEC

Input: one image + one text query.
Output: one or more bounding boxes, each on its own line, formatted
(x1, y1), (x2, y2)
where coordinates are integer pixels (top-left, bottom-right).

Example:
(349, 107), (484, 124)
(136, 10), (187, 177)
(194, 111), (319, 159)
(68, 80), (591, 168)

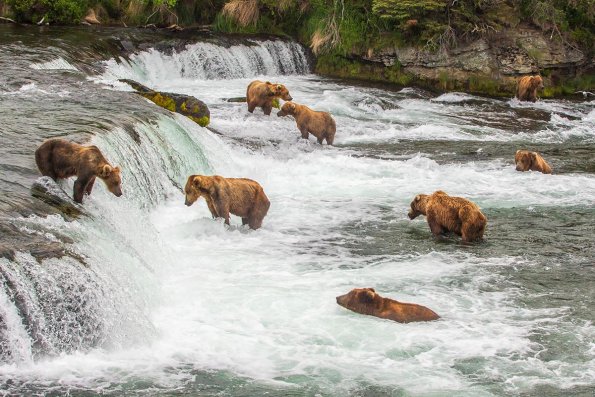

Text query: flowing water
(0, 25), (594, 396)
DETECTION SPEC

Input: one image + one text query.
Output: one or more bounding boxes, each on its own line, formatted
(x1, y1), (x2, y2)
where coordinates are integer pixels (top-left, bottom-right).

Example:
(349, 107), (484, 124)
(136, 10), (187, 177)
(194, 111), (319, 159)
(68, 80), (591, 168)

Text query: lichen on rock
(119, 79), (210, 127)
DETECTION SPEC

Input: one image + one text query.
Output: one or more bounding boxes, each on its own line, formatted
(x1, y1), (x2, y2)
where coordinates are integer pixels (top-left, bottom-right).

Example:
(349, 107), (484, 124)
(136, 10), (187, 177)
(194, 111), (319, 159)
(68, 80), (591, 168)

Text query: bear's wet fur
(515, 150), (552, 174)
(246, 80), (292, 116)
(184, 174), (270, 230)
(277, 102), (336, 145)
(516, 75), (544, 102)
(35, 138), (122, 204)
(408, 190), (487, 243)
(336, 288), (439, 323)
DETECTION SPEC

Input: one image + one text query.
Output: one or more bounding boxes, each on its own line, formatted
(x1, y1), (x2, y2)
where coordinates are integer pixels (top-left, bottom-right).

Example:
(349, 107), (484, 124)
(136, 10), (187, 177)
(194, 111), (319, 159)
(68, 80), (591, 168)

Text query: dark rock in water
(119, 79), (210, 127)
(31, 177), (85, 218)
(226, 96), (247, 103)
(225, 96), (279, 108)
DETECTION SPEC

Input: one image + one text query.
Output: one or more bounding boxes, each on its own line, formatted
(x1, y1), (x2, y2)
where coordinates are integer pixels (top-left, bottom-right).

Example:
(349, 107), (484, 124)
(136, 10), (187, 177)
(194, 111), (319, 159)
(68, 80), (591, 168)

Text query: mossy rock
(119, 79), (210, 127)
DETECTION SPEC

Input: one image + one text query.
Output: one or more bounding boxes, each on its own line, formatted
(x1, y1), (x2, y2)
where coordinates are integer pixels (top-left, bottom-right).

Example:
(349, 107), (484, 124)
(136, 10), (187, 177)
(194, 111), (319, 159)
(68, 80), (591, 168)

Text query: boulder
(31, 177), (85, 217)
(119, 79), (210, 127)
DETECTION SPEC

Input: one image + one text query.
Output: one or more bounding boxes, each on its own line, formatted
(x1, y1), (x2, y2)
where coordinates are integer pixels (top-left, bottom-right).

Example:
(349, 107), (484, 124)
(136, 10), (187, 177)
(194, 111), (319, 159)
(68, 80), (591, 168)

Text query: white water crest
(2, 37), (595, 396)
(100, 39), (310, 84)
(30, 57), (78, 71)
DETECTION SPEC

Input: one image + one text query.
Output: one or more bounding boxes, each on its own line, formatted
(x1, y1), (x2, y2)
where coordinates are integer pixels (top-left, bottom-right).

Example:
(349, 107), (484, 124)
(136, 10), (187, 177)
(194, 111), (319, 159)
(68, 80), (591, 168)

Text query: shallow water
(0, 25), (594, 396)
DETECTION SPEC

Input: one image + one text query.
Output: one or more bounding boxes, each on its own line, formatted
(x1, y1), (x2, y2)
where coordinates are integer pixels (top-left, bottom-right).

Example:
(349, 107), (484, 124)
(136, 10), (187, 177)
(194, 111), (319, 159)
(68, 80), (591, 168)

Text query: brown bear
(35, 138), (122, 204)
(408, 190), (487, 243)
(246, 80), (293, 116)
(277, 102), (336, 145)
(515, 150), (552, 174)
(336, 288), (439, 323)
(184, 174), (270, 230)
(516, 75), (544, 102)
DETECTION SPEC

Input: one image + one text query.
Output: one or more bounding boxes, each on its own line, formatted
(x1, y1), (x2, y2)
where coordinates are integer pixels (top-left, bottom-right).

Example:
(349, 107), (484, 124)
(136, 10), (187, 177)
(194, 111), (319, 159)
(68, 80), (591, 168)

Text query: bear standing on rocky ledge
(246, 80), (293, 115)
(35, 138), (122, 204)
(516, 75), (544, 102)
(408, 190), (487, 243)
(184, 174), (270, 230)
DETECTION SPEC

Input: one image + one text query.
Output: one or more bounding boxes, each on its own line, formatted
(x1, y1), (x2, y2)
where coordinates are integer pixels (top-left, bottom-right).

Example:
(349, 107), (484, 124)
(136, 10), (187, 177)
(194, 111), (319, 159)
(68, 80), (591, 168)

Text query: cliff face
(318, 25), (592, 97)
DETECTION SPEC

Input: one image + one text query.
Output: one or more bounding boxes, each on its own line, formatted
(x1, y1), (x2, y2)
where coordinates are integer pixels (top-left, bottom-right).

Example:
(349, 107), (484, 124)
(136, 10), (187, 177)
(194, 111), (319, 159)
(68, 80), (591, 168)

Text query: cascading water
(1, 27), (594, 396)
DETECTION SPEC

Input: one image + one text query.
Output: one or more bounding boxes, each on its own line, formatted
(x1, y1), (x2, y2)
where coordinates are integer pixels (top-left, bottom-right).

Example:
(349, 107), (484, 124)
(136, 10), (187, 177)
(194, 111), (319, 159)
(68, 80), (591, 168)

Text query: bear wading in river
(35, 138), (122, 204)
(336, 288), (439, 323)
(408, 190), (487, 243)
(246, 80), (292, 116)
(184, 175), (270, 230)
(516, 75), (544, 102)
(515, 150), (552, 174)
(277, 102), (336, 145)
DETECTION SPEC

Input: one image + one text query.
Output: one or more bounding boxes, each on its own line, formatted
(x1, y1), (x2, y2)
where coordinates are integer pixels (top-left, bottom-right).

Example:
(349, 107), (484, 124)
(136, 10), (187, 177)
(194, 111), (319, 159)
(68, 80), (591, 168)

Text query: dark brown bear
(277, 102), (336, 145)
(408, 190), (487, 243)
(515, 150), (552, 174)
(184, 174), (270, 230)
(35, 138), (122, 204)
(246, 80), (293, 116)
(516, 75), (544, 102)
(336, 288), (439, 323)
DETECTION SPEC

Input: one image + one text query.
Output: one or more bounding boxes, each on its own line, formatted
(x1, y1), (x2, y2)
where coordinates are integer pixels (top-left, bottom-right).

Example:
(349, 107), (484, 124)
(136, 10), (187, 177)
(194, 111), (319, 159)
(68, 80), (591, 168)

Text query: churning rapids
(0, 26), (594, 397)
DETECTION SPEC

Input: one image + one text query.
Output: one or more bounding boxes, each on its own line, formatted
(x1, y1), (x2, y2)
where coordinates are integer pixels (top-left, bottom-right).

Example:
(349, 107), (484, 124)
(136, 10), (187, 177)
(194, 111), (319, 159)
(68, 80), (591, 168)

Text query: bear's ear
(276, 84), (282, 90)
(359, 289), (376, 304)
(98, 164), (112, 178)
(192, 176), (202, 189)
(367, 288), (375, 293)
(113, 166), (121, 174)
(414, 194), (421, 202)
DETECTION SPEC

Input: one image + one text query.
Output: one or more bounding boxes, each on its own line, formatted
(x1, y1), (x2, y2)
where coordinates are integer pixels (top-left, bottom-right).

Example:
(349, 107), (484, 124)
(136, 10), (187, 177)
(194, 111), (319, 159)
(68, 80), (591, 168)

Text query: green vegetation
(1, 0), (592, 97)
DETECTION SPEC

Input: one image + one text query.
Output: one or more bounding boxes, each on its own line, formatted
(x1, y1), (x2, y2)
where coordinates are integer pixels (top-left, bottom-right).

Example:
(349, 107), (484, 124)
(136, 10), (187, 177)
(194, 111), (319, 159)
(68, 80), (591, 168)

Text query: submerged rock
(119, 79), (210, 127)
(226, 96), (280, 108)
(31, 177), (85, 217)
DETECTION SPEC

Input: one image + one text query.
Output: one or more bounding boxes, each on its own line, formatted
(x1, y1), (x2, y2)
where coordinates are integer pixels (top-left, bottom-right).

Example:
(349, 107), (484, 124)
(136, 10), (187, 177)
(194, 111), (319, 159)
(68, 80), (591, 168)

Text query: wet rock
(30, 177), (85, 218)
(226, 96), (247, 103)
(119, 79), (210, 127)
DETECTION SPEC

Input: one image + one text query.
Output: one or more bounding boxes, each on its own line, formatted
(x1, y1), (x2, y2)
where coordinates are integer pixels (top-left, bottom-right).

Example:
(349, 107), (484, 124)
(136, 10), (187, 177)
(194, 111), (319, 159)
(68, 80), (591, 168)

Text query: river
(0, 25), (594, 396)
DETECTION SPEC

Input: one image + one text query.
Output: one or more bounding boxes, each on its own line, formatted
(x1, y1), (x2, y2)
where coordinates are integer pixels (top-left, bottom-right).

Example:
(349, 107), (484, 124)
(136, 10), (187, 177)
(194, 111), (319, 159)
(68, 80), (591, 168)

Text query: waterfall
(102, 39), (311, 84)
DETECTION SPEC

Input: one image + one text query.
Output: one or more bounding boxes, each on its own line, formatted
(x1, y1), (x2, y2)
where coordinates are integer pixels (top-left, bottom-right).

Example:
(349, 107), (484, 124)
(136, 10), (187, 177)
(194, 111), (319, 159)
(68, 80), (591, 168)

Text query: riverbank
(1, 1), (593, 98)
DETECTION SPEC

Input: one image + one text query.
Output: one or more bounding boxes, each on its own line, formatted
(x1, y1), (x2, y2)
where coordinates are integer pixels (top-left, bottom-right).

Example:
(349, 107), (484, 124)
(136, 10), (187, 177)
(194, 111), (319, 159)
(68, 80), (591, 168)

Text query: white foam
(30, 57), (78, 71)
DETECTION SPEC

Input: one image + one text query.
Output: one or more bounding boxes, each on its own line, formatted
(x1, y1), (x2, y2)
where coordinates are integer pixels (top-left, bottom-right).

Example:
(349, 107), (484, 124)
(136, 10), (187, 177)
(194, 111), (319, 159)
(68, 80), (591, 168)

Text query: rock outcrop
(119, 79), (210, 126)
(325, 25), (591, 97)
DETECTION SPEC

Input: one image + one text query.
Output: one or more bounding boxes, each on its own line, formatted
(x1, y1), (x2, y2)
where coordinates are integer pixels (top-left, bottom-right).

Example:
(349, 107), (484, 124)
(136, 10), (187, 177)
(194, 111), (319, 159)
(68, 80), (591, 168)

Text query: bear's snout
(287, 95), (293, 101)
(277, 110), (285, 117)
(336, 294), (348, 307)
(184, 199), (192, 206)
(408, 210), (417, 220)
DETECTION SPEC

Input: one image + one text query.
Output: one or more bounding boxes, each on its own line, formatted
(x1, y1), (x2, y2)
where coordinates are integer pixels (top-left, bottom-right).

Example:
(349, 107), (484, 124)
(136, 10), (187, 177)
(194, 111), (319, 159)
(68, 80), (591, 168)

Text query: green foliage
(372, 0), (445, 21)
(5, 0), (88, 24)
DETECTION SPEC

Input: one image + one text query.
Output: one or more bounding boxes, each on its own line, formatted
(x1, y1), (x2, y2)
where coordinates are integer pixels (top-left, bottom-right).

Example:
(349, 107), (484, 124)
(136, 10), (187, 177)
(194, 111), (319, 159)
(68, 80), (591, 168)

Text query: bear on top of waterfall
(184, 174), (270, 230)
(277, 102), (336, 145)
(515, 150), (552, 174)
(246, 80), (293, 116)
(408, 190), (487, 243)
(35, 138), (122, 204)
(336, 288), (440, 323)
(516, 75), (544, 102)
